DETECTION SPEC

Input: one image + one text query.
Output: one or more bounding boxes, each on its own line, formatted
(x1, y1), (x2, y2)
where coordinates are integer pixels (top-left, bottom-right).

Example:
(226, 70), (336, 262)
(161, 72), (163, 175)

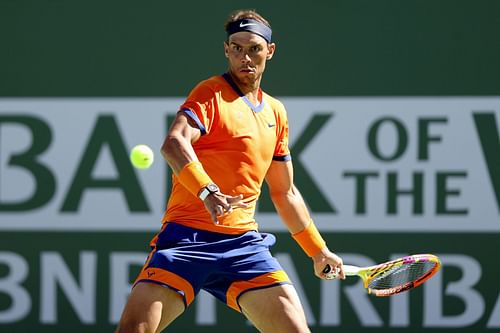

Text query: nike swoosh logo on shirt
(240, 22), (257, 28)
(268, 123), (276, 128)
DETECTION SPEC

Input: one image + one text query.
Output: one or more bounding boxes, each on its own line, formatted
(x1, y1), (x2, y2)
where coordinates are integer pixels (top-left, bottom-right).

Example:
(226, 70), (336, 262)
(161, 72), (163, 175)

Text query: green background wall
(2, 0), (500, 97)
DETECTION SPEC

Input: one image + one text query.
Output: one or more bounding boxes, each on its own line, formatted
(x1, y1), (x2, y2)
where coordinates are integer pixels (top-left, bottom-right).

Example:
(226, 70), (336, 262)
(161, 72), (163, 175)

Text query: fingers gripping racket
(323, 254), (441, 296)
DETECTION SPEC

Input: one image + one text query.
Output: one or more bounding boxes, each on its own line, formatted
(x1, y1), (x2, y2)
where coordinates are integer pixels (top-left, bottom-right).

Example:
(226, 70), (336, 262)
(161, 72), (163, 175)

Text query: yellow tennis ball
(130, 144), (154, 169)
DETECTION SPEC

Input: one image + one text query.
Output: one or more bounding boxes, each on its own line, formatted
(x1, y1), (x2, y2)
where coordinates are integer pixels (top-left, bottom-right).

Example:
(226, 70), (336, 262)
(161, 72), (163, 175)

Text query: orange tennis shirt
(162, 74), (291, 234)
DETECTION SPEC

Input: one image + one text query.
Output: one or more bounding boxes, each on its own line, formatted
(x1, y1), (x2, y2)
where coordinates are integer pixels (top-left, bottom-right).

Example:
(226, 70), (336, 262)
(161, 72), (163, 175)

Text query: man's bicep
(265, 160), (294, 194)
(169, 111), (202, 143)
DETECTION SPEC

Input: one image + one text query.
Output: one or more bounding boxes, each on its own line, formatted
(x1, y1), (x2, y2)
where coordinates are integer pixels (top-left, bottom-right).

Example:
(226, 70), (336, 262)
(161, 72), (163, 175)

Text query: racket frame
(326, 254), (441, 297)
(355, 254), (441, 296)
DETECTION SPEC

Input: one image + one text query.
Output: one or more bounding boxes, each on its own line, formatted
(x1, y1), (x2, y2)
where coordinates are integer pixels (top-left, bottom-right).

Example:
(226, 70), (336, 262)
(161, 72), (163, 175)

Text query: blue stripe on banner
(181, 108), (206, 135)
(273, 155), (291, 162)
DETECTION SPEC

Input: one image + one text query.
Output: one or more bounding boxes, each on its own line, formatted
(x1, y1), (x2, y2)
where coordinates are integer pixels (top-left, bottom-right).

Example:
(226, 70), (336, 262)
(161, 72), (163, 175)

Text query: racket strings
(367, 261), (436, 290)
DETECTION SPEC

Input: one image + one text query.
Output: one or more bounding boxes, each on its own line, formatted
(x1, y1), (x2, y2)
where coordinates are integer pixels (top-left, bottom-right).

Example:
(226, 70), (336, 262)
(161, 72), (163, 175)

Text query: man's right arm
(161, 111), (202, 175)
(161, 111), (247, 223)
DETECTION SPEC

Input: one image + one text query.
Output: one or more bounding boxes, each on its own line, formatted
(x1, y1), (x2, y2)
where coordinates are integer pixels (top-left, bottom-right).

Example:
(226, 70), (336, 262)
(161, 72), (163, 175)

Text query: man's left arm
(265, 160), (345, 279)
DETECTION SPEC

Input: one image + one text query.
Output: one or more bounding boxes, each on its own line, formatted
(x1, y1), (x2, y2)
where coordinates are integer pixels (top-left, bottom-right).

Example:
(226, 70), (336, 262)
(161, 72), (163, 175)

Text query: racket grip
(322, 264), (339, 280)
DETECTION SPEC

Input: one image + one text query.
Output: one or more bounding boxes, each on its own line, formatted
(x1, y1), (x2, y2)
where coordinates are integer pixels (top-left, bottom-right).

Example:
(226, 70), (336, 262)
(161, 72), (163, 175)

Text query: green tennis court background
(1, 1), (500, 332)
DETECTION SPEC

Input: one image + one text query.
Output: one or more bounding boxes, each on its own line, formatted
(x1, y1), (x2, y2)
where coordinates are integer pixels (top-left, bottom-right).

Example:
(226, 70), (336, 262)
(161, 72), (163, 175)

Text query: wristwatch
(198, 183), (219, 201)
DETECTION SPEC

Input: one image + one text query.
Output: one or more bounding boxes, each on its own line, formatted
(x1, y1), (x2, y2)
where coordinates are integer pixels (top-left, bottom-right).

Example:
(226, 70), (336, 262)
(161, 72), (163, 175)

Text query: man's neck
(227, 71), (262, 105)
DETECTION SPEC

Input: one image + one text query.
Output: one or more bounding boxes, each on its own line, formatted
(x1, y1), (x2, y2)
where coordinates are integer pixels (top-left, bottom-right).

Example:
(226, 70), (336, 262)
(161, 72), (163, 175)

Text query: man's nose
(241, 53), (251, 63)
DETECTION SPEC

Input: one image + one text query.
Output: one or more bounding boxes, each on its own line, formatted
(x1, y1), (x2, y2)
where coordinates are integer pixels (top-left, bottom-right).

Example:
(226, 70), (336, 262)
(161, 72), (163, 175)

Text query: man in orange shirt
(116, 9), (345, 333)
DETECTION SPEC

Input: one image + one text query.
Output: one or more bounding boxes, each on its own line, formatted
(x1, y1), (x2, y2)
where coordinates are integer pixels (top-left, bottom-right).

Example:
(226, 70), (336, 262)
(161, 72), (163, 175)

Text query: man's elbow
(269, 189), (293, 207)
(160, 134), (179, 160)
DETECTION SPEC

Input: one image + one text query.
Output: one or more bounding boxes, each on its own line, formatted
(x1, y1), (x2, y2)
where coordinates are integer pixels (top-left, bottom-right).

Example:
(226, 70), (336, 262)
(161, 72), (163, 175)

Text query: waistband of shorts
(164, 221), (258, 236)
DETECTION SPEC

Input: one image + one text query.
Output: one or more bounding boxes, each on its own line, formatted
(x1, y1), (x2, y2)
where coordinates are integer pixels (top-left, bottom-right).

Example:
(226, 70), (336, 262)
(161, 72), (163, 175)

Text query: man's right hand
(203, 193), (248, 224)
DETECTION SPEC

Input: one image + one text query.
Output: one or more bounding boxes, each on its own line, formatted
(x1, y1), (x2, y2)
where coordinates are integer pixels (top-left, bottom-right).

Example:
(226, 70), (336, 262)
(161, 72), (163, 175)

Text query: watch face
(207, 184), (219, 193)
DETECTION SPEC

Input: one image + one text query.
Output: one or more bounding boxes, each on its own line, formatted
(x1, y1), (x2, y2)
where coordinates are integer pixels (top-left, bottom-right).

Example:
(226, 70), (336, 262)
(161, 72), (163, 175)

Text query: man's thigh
(238, 284), (311, 333)
(116, 282), (185, 333)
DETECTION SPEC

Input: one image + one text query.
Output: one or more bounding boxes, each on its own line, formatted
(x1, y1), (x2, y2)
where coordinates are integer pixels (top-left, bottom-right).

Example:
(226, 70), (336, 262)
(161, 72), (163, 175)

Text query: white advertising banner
(0, 98), (499, 232)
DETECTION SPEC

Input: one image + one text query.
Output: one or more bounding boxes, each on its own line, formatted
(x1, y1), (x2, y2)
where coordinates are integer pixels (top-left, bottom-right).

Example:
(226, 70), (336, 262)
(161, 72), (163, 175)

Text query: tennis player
(116, 9), (345, 333)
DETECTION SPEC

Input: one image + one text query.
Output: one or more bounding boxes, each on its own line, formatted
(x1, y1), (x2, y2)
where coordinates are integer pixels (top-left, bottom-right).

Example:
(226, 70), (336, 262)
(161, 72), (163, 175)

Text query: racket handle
(323, 264), (359, 278)
(322, 264), (339, 280)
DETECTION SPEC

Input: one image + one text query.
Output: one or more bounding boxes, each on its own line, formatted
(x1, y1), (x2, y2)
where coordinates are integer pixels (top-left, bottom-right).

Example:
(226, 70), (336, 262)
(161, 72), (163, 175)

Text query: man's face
(224, 31), (275, 86)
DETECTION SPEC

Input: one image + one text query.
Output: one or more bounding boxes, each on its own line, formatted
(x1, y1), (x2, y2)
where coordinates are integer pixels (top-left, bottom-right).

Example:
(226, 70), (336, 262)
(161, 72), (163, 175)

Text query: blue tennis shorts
(134, 222), (291, 312)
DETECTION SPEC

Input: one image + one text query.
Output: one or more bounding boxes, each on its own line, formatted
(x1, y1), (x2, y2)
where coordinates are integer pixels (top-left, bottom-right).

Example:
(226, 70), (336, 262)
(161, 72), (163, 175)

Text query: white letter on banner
(319, 273), (341, 326)
(424, 254), (484, 327)
(109, 252), (147, 323)
(275, 253), (316, 325)
(0, 252), (31, 322)
(195, 290), (217, 325)
(320, 254), (382, 327)
(486, 293), (500, 328)
(40, 251), (97, 324)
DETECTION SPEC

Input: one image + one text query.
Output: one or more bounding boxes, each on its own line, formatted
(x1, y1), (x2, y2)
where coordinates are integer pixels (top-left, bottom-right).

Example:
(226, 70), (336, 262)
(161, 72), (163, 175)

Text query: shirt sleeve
(179, 81), (218, 136)
(273, 101), (291, 161)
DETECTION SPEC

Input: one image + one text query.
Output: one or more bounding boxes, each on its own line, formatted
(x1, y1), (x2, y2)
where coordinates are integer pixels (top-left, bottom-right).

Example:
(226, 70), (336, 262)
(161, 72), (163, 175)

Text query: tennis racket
(323, 254), (441, 296)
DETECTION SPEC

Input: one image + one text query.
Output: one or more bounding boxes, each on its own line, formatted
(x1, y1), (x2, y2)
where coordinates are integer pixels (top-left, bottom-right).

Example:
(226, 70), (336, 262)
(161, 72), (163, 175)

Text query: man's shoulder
(186, 75), (228, 100)
(193, 75), (227, 91)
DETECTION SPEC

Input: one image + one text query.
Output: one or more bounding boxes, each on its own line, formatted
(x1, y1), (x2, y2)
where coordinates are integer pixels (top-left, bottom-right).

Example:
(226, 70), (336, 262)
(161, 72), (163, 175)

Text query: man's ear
(224, 41), (229, 58)
(266, 43), (276, 60)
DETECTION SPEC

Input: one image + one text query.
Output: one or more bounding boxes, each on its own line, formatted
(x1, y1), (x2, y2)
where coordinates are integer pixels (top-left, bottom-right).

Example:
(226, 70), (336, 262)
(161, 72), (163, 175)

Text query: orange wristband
(177, 161), (213, 197)
(292, 221), (326, 257)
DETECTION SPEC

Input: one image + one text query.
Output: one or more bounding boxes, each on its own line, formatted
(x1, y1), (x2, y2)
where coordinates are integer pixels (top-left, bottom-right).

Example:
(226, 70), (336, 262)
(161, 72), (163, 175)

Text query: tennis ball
(130, 144), (154, 169)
